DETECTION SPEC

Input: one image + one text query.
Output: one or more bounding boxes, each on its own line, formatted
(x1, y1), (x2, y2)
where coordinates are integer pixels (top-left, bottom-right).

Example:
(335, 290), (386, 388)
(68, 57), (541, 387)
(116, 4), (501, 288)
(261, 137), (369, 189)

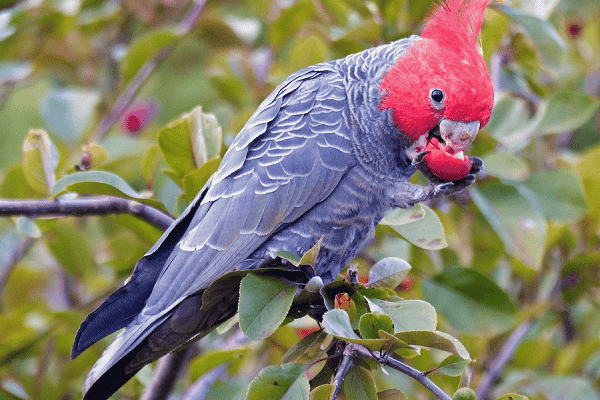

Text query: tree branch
(475, 319), (533, 400)
(354, 345), (452, 400)
(89, 0), (208, 142)
(0, 196), (174, 230)
(140, 346), (197, 400)
(331, 342), (358, 399)
(0, 236), (34, 310)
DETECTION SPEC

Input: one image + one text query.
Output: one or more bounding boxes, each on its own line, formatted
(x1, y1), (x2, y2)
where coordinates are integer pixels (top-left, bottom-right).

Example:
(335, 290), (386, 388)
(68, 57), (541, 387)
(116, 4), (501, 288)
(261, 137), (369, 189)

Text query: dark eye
(430, 89), (444, 104)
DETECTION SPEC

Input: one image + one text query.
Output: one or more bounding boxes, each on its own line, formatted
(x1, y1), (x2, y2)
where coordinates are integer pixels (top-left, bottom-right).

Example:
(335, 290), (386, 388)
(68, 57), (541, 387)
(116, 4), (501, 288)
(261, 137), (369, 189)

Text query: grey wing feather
(82, 63), (355, 393)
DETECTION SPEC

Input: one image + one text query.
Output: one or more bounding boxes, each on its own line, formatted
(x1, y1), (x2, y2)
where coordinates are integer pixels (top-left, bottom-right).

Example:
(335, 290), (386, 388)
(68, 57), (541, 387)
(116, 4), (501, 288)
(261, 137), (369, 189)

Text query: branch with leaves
(89, 0), (208, 142)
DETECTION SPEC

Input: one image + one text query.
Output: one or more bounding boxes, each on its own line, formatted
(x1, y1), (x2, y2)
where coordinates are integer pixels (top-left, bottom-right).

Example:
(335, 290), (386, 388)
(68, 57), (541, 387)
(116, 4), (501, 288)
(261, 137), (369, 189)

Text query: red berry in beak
(424, 137), (473, 181)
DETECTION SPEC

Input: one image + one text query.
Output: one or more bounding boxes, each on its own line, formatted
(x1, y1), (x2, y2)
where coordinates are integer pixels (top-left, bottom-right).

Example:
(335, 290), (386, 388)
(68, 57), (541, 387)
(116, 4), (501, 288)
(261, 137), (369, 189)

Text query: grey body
(74, 36), (454, 399)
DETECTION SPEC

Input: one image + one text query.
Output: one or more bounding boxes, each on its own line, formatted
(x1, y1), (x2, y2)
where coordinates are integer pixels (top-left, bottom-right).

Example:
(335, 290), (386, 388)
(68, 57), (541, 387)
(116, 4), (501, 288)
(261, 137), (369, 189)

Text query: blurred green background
(1, 0), (600, 399)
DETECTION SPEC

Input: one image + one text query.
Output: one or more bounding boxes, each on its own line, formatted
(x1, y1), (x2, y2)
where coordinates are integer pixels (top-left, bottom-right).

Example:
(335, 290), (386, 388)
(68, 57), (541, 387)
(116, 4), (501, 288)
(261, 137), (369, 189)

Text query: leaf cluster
(1, 0), (600, 399)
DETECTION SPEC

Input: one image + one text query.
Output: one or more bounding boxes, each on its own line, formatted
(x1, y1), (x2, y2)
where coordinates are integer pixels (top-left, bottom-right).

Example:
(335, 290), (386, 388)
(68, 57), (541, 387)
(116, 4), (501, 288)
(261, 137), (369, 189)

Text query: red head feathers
(379, 0), (494, 142)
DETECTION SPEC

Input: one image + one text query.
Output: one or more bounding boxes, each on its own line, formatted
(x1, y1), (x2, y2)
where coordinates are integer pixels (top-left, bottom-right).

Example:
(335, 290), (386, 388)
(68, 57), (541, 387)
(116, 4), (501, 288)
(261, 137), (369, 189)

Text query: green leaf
(380, 204), (426, 226)
(437, 355), (470, 377)
(367, 257), (411, 289)
(238, 274), (297, 340)
(310, 384), (335, 400)
(142, 144), (162, 183)
(377, 331), (418, 358)
(494, 395), (529, 400)
(341, 366), (377, 400)
(321, 309), (360, 340)
(52, 170), (167, 211)
(0, 165), (39, 199)
(188, 106), (223, 166)
(452, 387), (477, 400)
(481, 151), (530, 181)
(188, 348), (248, 381)
(158, 107), (223, 182)
(472, 181), (547, 270)
(268, 0), (316, 49)
(535, 91), (600, 135)
(377, 389), (408, 400)
(484, 95), (540, 152)
(277, 250), (302, 266)
(121, 27), (181, 85)
(367, 298), (437, 332)
(246, 363), (310, 400)
(299, 236), (323, 267)
(158, 115), (197, 180)
(422, 268), (516, 336)
(321, 309), (388, 348)
(45, 220), (96, 278)
(358, 312), (394, 339)
(22, 129), (59, 195)
(182, 158), (221, 201)
(283, 329), (327, 364)
(577, 145), (600, 219)
(393, 330), (470, 359)
(523, 169), (587, 222)
(495, 5), (567, 68)
(387, 205), (447, 250)
(40, 88), (100, 141)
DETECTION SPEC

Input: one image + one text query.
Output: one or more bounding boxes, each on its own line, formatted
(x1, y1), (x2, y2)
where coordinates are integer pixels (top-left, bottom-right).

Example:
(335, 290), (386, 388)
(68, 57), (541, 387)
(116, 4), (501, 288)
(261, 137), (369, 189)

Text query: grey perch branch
(0, 196), (174, 231)
(355, 344), (452, 400)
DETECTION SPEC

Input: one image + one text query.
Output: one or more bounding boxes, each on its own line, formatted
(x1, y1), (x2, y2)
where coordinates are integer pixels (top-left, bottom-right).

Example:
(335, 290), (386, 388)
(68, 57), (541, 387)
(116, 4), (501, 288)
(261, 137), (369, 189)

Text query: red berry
(124, 113), (144, 132)
(396, 276), (413, 291)
(424, 137), (473, 181)
(568, 23), (582, 38)
(120, 101), (158, 134)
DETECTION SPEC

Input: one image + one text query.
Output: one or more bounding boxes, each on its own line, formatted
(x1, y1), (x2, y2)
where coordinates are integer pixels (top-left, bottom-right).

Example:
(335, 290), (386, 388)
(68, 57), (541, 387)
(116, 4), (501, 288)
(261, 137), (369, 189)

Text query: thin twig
(0, 236), (34, 309)
(0, 196), (174, 230)
(89, 0), (207, 142)
(354, 345), (452, 400)
(475, 319), (534, 400)
(140, 346), (198, 400)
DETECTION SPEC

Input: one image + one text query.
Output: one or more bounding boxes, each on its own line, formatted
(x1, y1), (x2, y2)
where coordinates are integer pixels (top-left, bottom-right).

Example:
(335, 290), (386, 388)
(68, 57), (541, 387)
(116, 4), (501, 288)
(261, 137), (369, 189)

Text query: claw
(412, 150), (431, 166)
(433, 182), (453, 197)
(470, 156), (483, 175)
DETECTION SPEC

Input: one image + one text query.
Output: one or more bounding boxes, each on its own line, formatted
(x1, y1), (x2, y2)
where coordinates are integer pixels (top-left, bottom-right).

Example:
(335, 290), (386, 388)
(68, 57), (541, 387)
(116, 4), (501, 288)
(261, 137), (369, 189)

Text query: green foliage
(1, 0), (600, 399)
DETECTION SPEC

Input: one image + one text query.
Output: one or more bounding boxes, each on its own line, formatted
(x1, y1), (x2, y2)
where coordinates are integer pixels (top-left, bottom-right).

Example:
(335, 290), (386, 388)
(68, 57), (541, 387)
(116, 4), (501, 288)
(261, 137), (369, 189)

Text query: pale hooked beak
(438, 119), (480, 153)
(405, 119), (481, 161)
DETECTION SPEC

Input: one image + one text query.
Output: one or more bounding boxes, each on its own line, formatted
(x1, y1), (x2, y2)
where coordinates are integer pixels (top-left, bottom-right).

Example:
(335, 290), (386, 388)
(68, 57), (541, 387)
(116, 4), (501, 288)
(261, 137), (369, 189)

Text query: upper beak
(438, 119), (480, 153)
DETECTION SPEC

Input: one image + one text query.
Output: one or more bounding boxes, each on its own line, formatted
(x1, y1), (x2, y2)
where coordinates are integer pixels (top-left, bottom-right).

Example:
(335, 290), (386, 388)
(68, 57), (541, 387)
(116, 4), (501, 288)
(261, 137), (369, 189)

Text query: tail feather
(71, 198), (206, 359)
(82, 289), (240, 400)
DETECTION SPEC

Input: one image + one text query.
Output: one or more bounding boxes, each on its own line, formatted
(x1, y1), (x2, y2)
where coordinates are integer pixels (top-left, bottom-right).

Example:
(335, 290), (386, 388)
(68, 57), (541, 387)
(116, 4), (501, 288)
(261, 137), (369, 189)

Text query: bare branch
(89, 0), (208, 142)
(476, 319), (534, 400)
(140, 346), (198, 400)
(0, 236), (34, 309)
(354, 345), (452, 400)
(0, 196), (174, 230)
(331, 343), (358, 399)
